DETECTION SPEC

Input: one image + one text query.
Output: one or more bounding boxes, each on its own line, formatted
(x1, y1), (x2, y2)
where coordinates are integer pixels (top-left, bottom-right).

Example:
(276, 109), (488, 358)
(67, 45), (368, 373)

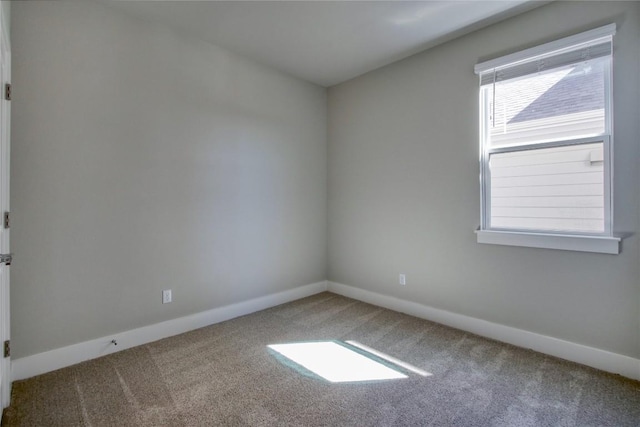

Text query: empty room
(1, 0), (639, 425)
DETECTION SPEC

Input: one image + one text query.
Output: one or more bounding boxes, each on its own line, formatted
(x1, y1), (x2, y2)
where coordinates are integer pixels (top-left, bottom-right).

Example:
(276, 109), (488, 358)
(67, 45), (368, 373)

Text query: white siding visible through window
(489, 142), (604, 233)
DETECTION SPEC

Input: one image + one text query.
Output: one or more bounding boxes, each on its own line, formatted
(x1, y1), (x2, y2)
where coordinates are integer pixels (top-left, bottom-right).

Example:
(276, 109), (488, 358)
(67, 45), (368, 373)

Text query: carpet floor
(3, 292), (640, 426)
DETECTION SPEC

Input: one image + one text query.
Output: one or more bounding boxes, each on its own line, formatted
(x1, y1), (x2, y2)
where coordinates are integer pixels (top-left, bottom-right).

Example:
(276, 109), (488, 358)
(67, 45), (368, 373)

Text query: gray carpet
(4, 292), (640, 426)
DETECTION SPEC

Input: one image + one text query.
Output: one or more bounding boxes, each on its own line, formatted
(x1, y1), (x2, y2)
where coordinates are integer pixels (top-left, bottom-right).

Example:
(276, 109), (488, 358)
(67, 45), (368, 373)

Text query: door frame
(0, 0), (11, 410)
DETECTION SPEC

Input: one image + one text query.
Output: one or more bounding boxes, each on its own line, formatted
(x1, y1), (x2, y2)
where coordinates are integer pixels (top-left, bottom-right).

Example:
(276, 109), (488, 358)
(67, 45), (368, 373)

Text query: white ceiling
(105, 1), (541, 87)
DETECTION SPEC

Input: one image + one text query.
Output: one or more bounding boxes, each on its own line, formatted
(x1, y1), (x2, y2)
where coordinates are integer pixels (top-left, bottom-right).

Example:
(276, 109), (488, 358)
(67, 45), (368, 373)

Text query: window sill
(475, 229), (621, 254)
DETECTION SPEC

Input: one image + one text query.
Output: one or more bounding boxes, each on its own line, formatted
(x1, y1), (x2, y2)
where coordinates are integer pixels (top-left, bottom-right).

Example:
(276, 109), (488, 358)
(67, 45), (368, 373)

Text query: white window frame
(474, 24), (621, 254)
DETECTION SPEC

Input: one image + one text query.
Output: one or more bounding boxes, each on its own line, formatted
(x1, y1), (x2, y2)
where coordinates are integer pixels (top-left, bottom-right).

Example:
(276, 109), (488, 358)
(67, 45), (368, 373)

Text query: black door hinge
(4, 83), (10, 101)
(3, 212), (8, 229)
(3, 340), (9, 358)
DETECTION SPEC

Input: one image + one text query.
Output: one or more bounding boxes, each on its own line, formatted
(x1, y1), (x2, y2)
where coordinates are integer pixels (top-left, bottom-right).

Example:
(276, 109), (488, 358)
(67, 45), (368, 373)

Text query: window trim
(475, 24), (620, 254)
(475, 229), (620, 254)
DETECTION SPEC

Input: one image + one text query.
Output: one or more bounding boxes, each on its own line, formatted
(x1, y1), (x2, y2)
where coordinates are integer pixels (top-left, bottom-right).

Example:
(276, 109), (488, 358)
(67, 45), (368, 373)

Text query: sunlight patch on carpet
(268, 341), (408, 383)
(346, 340), (432, 377)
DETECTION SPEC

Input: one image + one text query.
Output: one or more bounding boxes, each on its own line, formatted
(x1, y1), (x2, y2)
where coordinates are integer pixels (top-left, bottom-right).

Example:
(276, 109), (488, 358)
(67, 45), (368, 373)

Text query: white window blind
(478, 39), (612, 86)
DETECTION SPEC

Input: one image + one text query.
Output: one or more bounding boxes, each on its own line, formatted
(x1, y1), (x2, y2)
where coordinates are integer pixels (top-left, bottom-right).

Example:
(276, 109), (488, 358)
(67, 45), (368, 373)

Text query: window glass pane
(486, 57), (607, 148)
(489, 143), (604, 233)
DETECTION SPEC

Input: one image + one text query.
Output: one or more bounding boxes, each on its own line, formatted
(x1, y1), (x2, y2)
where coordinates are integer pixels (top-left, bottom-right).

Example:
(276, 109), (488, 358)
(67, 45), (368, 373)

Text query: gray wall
(328, 1), (640, 358)
(11, 1), (327, 358)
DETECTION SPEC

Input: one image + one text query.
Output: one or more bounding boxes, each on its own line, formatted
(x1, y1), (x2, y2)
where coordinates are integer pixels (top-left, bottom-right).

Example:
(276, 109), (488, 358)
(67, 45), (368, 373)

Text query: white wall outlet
(162, 289), (172, 304)
(399, 274), (406, 286)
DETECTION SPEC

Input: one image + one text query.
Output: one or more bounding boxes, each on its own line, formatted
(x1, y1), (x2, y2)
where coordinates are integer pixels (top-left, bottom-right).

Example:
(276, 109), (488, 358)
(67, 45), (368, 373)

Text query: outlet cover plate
(162, 289), (172, 304)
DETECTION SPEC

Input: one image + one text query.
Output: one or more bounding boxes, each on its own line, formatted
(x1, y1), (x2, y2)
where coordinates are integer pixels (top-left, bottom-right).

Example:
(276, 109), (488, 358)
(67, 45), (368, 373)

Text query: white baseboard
(12, 281), (328, 381)
(13, 280), (639, 382)
(328, 281), (640, 381)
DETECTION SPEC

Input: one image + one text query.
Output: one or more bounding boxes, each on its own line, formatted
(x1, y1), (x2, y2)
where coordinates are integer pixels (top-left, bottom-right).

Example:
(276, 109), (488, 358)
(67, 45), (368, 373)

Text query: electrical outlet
(162, 289), (172, 304)
(399, 274), (406, 286)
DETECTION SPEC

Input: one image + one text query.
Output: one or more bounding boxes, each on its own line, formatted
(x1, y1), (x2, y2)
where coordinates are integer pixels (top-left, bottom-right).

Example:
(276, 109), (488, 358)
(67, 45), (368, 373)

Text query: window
(475, 24), (620, 254)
